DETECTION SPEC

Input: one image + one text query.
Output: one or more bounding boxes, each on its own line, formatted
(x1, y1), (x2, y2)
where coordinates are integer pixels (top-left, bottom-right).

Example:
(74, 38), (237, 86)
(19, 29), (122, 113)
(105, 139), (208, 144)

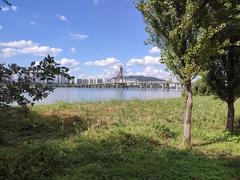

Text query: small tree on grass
(205, 1), (240, 133)
(206, 49), (240, 133)
(0, 55), (72, 107)
(136, 0), (225, 148)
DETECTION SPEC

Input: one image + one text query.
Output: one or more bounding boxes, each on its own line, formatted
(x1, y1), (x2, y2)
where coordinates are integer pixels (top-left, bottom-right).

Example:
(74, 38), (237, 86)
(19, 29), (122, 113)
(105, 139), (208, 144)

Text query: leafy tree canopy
(136, 0), (225, 83)
(206, 0), (240, 102)
(0, 55), (72, 107)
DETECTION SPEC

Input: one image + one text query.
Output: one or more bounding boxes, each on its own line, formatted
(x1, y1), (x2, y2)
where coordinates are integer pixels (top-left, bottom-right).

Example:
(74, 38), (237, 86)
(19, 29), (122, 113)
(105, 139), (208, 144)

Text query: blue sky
(0, 0), (170, 79)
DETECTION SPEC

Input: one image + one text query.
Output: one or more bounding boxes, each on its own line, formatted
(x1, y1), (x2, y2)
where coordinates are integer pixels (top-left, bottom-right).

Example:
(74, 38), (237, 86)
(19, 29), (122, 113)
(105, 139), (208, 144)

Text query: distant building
(75, 78), (88, 85)
(82, 79), (89, 85)
(97, 79), (103, 84)
(75, 78), (105, 85)
(47, 75), (73, 85)
(89, 79), (94, 84)
(76, 79), (85, 85)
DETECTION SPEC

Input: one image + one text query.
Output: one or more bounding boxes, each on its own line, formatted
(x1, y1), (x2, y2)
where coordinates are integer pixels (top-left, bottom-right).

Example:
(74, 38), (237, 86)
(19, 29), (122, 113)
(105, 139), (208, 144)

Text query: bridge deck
(60, 81), (182, 91)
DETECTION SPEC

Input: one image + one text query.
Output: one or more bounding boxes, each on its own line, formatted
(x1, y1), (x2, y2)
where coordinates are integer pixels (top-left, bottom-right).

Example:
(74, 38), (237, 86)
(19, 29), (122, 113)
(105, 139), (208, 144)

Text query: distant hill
(111, 76), (165, 82)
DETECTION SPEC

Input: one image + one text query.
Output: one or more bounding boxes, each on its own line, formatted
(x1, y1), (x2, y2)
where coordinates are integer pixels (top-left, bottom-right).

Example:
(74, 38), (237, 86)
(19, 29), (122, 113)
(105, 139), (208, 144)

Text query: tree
(0, 55), (72, 107)
(205, 1), (240, 133)
(192, 73), (212, 96)
(206, 50), (240, 133)
(0, 1), (72, 107)
(136, 0), (224, 148)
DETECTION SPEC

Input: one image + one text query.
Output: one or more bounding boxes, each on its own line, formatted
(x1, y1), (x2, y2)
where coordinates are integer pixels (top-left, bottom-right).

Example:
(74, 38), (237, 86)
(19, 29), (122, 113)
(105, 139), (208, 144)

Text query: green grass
(0, 96), (240, 179)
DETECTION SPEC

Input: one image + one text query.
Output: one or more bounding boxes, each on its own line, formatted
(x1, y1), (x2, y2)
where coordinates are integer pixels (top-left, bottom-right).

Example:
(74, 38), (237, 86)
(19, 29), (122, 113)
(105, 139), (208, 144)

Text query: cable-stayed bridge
(68, 65), (182, 91)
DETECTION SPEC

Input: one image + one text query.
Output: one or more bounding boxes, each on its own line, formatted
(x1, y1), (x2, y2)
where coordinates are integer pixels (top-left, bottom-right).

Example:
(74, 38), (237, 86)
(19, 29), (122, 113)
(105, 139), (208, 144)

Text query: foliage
(204, 131), (240, 143)
(0, 97), (240, 179)
(112, 75), (164, 82)
(205, 1), (240, 102)
(151, 123), (176, 138)
(203, 0), (240, 132)
(0, 0), (11, 8)
(0, 55), (71, 107)
(206, 49), (240, 101)
(136, 0), (224, 83)
(193, 76), (212, 96)
(135, 0), (225, 148)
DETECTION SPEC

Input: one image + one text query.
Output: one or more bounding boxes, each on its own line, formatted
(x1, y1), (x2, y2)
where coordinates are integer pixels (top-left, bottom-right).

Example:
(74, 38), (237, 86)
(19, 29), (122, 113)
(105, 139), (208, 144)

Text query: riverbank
(0, 97), (240, 179)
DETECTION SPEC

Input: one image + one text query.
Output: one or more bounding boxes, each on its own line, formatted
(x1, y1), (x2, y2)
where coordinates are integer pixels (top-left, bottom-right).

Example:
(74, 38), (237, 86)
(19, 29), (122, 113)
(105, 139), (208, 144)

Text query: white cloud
(0, 40), (62, 58)
(0, 40), (34, 48)
(57, 14), (69, 22)
(127, 66), (170, 80)
(93, 0), (105, 4)
(149, 47), (161, 54)
(112, 64), (122, 71)
(144, 66), (163, 75)
(11, 6), (18, 11)
(0, 25), (2, 30)
(29, 21), (36, 25)
(1, 48), (17, 57)
(78, 73), (111, 79)
(84, 57), (120, 67)
(57, 58), (80, 71)
(144, 66), (170, 79)
(127, 56), (160, 66)
(70, 33), (89, 40)
(1, 5), (18, 12)
(1, 6), (9, 12)
(127, 68), (131, 73)
(70, 47), (76, 53)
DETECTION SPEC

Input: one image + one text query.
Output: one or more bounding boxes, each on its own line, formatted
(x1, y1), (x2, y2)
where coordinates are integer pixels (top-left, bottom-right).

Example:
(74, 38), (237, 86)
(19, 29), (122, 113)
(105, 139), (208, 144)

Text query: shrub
(193, 77), (212, 96)
(151, 123), (176, 138)
(0, 143), (69, 179)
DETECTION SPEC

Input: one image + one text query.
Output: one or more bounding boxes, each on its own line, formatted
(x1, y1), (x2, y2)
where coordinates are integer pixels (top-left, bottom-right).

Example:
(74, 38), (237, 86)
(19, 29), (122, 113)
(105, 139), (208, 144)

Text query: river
(36, 88), (182, 104)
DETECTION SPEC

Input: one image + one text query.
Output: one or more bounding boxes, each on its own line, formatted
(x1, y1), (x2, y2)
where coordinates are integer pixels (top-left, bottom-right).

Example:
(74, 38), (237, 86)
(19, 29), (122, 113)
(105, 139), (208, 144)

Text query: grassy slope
(0, 96), (240, 179)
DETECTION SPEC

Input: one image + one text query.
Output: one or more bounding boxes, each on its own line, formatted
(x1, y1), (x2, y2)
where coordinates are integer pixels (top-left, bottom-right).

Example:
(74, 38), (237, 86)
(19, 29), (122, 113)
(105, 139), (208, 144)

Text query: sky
(0, 0), (170, 80)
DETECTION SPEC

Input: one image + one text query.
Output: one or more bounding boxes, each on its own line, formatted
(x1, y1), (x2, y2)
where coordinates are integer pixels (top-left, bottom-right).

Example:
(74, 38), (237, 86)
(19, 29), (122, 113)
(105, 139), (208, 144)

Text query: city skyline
(0, 0), (170, 80)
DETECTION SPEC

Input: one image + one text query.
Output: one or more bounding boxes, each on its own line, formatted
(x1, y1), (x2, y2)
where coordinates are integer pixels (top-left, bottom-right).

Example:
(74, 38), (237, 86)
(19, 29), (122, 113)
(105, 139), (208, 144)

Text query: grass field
(0, 96), (240, 179)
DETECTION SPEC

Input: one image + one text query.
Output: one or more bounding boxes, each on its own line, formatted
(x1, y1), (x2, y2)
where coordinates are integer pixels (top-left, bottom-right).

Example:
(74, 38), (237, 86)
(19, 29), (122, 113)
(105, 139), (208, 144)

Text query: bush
(0, 143), (69, 179)
(193, 77), (212, 96)
(151, 123), (176, 138)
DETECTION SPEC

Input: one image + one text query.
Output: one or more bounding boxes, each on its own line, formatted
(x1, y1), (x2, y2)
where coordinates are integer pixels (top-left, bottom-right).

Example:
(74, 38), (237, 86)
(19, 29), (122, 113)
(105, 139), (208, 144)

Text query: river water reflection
(37, 88), (181, 104)
(37, 88), (182, 104)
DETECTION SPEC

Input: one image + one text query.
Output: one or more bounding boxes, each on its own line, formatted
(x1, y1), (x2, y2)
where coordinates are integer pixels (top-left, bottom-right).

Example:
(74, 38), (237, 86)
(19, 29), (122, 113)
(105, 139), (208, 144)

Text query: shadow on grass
(193, 135), (240, 148)
(193, 139), (229, 147)
(193, 130), (240, 147)
(0, 108), (239, 179)
(1, 132), (240, 179)
(0, 107), (89, 146)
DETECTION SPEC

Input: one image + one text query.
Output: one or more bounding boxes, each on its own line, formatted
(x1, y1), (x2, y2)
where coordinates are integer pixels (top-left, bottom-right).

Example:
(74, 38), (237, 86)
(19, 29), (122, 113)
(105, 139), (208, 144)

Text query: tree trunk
(183, 80), (193, 149)
(226, 100), (234, 133)
(226, 40), (235, 133)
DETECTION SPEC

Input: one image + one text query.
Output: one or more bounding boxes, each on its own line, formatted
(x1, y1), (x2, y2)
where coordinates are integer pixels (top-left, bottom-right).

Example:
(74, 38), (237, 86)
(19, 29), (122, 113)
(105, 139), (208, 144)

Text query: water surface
(37, 88), (182, 104)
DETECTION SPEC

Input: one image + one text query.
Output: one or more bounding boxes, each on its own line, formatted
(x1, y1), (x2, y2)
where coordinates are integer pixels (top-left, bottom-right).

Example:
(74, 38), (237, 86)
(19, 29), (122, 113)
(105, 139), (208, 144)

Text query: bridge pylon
(114, 65), (127, 88)
(115, 65), (124, 84)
